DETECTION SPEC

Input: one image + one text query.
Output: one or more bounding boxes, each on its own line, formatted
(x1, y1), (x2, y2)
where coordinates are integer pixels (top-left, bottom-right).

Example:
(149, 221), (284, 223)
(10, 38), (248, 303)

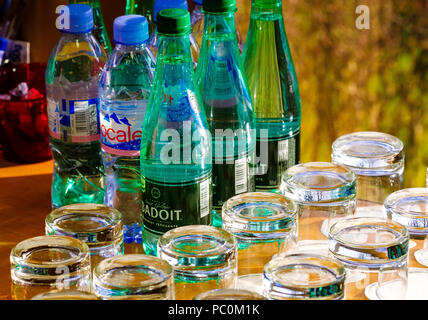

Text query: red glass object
(0, 63), (51, 163)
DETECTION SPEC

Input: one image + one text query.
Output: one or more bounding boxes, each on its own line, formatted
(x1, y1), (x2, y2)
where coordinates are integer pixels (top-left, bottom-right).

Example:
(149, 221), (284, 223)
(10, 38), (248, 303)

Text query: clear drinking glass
(222, 192), (298, 276)
(157, 225), (238, 300)
(263, 253), (346, 300)
(10, 235), (91, 300)
(384, 188), (428, 268)
(193, 288), (265, 300)
(92, 254), (174, 300)
(45, 204), (124, 270)
(328, 217), (409, 300)
(31, 289), (98, 300)
(281, 162), (356, 242)
(332, 131), (404, 212)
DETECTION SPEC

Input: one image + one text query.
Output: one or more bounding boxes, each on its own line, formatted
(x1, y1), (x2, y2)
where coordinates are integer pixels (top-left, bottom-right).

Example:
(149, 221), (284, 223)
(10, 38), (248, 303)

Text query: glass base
(414, 249), (428, 267)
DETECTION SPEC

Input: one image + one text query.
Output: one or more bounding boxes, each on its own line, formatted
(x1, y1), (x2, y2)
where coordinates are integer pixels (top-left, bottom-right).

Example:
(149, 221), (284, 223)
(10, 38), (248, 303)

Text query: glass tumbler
(263, 253), (346, 300)
(10, 235), (91, 300)
(222, 192), (298, 276)
(332, 131), (404, 210)
(193, 288), (265, 300)
(281, 162), (356, 241)
(328, 217), (409, 300)
(45, 204), (124, 270)
(157, 225), (238, 300)
(92, 254), (174, 300)
(384, 188), (428, 267)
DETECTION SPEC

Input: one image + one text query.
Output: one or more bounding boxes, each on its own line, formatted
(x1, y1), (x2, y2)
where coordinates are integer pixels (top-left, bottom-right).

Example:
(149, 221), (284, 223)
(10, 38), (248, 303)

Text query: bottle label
(212, 154), (254, 211)
(100, 101), (146, 156)
(141, 174), (212, 235)
(255, 133), (300, 190)
(47, 98), (100, 143)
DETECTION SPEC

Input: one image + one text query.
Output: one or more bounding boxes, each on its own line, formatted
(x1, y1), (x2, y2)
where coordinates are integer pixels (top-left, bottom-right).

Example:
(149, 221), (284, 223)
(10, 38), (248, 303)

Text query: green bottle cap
(157, 8), (191, 36)
(202, 0), (237, 13)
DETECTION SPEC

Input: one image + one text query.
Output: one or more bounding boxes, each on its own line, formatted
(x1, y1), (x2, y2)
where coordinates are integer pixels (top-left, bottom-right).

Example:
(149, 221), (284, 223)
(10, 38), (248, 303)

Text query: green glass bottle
(195, 0), (255, 227)
(140, 8), (212, 256)
(243, 0), (301, 192)
(125, 0), (155, 34)
(70, 0), (112, 53)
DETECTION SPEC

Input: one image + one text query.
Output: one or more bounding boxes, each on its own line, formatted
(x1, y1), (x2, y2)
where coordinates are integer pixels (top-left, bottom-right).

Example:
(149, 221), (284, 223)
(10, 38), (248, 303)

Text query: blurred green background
(16, 0), (428, 187)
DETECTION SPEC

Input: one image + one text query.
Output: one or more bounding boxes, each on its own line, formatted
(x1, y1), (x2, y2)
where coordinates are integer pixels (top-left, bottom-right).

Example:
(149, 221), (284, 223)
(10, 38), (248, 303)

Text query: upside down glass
(45, 204), (124, 270)
(10, 235), (91, 300)
(222, 192), (298, 276)
(281, 162), (356, 242)
(384, 188), (428, 268)
(157, 225), (238, 300)
(263, 253), (346, 300)
(332, 131), (404, 212)
(92, 254), (174, 300)
(328, 217), (409, 300)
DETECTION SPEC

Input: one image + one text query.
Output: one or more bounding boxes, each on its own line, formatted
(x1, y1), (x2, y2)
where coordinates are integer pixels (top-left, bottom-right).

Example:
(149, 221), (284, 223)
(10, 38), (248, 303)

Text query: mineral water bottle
(70, 0), (112, 53)
(195, 0), (255, 227)
(46, 4), (107, 208)
(243, 0), (301, 192)
(140, 8), (212, 255)
(125, 0), (155, 34)
(190, 0), (244, 54)
(100, 15), (155, 245)
(149, 0), (200, 67)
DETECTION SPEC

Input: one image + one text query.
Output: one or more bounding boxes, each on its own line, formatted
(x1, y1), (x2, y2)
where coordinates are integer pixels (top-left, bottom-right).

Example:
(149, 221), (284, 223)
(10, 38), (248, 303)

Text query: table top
(0, 159), (426, 300)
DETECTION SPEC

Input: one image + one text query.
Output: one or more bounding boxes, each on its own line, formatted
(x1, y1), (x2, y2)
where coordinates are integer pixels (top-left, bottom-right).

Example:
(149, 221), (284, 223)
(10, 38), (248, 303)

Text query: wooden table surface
(0, 159), (426, 300)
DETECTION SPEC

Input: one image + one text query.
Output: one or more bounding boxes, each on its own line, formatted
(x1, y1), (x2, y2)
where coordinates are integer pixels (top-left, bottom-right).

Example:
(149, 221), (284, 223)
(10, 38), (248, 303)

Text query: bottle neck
(250, 0), (283, 20)
(202, 12), (237, 42)
(157, 34), (193, 67)
(114, 42), (148, 52)
(71, 0), (101, 9)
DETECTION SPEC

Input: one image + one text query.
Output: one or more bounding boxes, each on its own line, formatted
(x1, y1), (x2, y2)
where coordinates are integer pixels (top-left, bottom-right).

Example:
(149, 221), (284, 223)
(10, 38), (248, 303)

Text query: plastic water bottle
(190, 0), (244, 54)
(195, 0), (256, 227)
(100, 15), (155, 245)
(69, 0), (112, 53)
(140, 8), (212, 255)
(125, 0), (155, 34)
(45, 4), (107, 208)
(149, 0), (200, 67)
(243, 0), (301, 192)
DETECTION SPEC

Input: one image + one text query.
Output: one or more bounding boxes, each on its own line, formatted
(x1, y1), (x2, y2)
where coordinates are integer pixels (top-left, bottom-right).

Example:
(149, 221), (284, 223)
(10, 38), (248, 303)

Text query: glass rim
(222, 192), (298, 234)
(384, 188), (428, 236)
(263, 253), (345, 300)
(45, 204), (123, 244)
(157, 225), (236, 262)
(10, 235), (90, 268)
(93, 254), (173, 290)
(31, 289), (98, 300)
(281, 162), (356, 203)
(193, 288), (265, 300)
(331, 131), (404, 171)
(328, 217), (409, 266)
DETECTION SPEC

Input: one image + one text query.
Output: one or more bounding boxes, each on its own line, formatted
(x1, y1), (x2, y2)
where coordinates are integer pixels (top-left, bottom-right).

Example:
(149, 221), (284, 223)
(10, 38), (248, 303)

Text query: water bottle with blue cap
(149, 0), (200, 67)
(100, 15), (156, 246)
(45, 4), (107, 208)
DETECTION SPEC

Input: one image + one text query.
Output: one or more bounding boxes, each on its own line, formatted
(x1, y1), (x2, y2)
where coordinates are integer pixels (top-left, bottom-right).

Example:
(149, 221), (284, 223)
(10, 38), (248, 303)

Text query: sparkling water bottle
(195, 0), (256, 227)
(46, 4), (107, 208)
(140, 8), (212, 255)
(190, 0), (244, 54)
(243, 0), (301, 192)
(149, 0), (200, 67)
(100, 15), (155, 244)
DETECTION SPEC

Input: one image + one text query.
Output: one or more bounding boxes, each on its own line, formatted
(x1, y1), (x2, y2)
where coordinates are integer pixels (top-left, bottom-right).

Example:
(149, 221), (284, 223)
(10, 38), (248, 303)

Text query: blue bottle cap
(114, 15), (149, 45)
(56, 4), (94, 34)
(153, 0), (188, 22)
(0, 37), (7, 51)
(193, 0), (203, 5)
